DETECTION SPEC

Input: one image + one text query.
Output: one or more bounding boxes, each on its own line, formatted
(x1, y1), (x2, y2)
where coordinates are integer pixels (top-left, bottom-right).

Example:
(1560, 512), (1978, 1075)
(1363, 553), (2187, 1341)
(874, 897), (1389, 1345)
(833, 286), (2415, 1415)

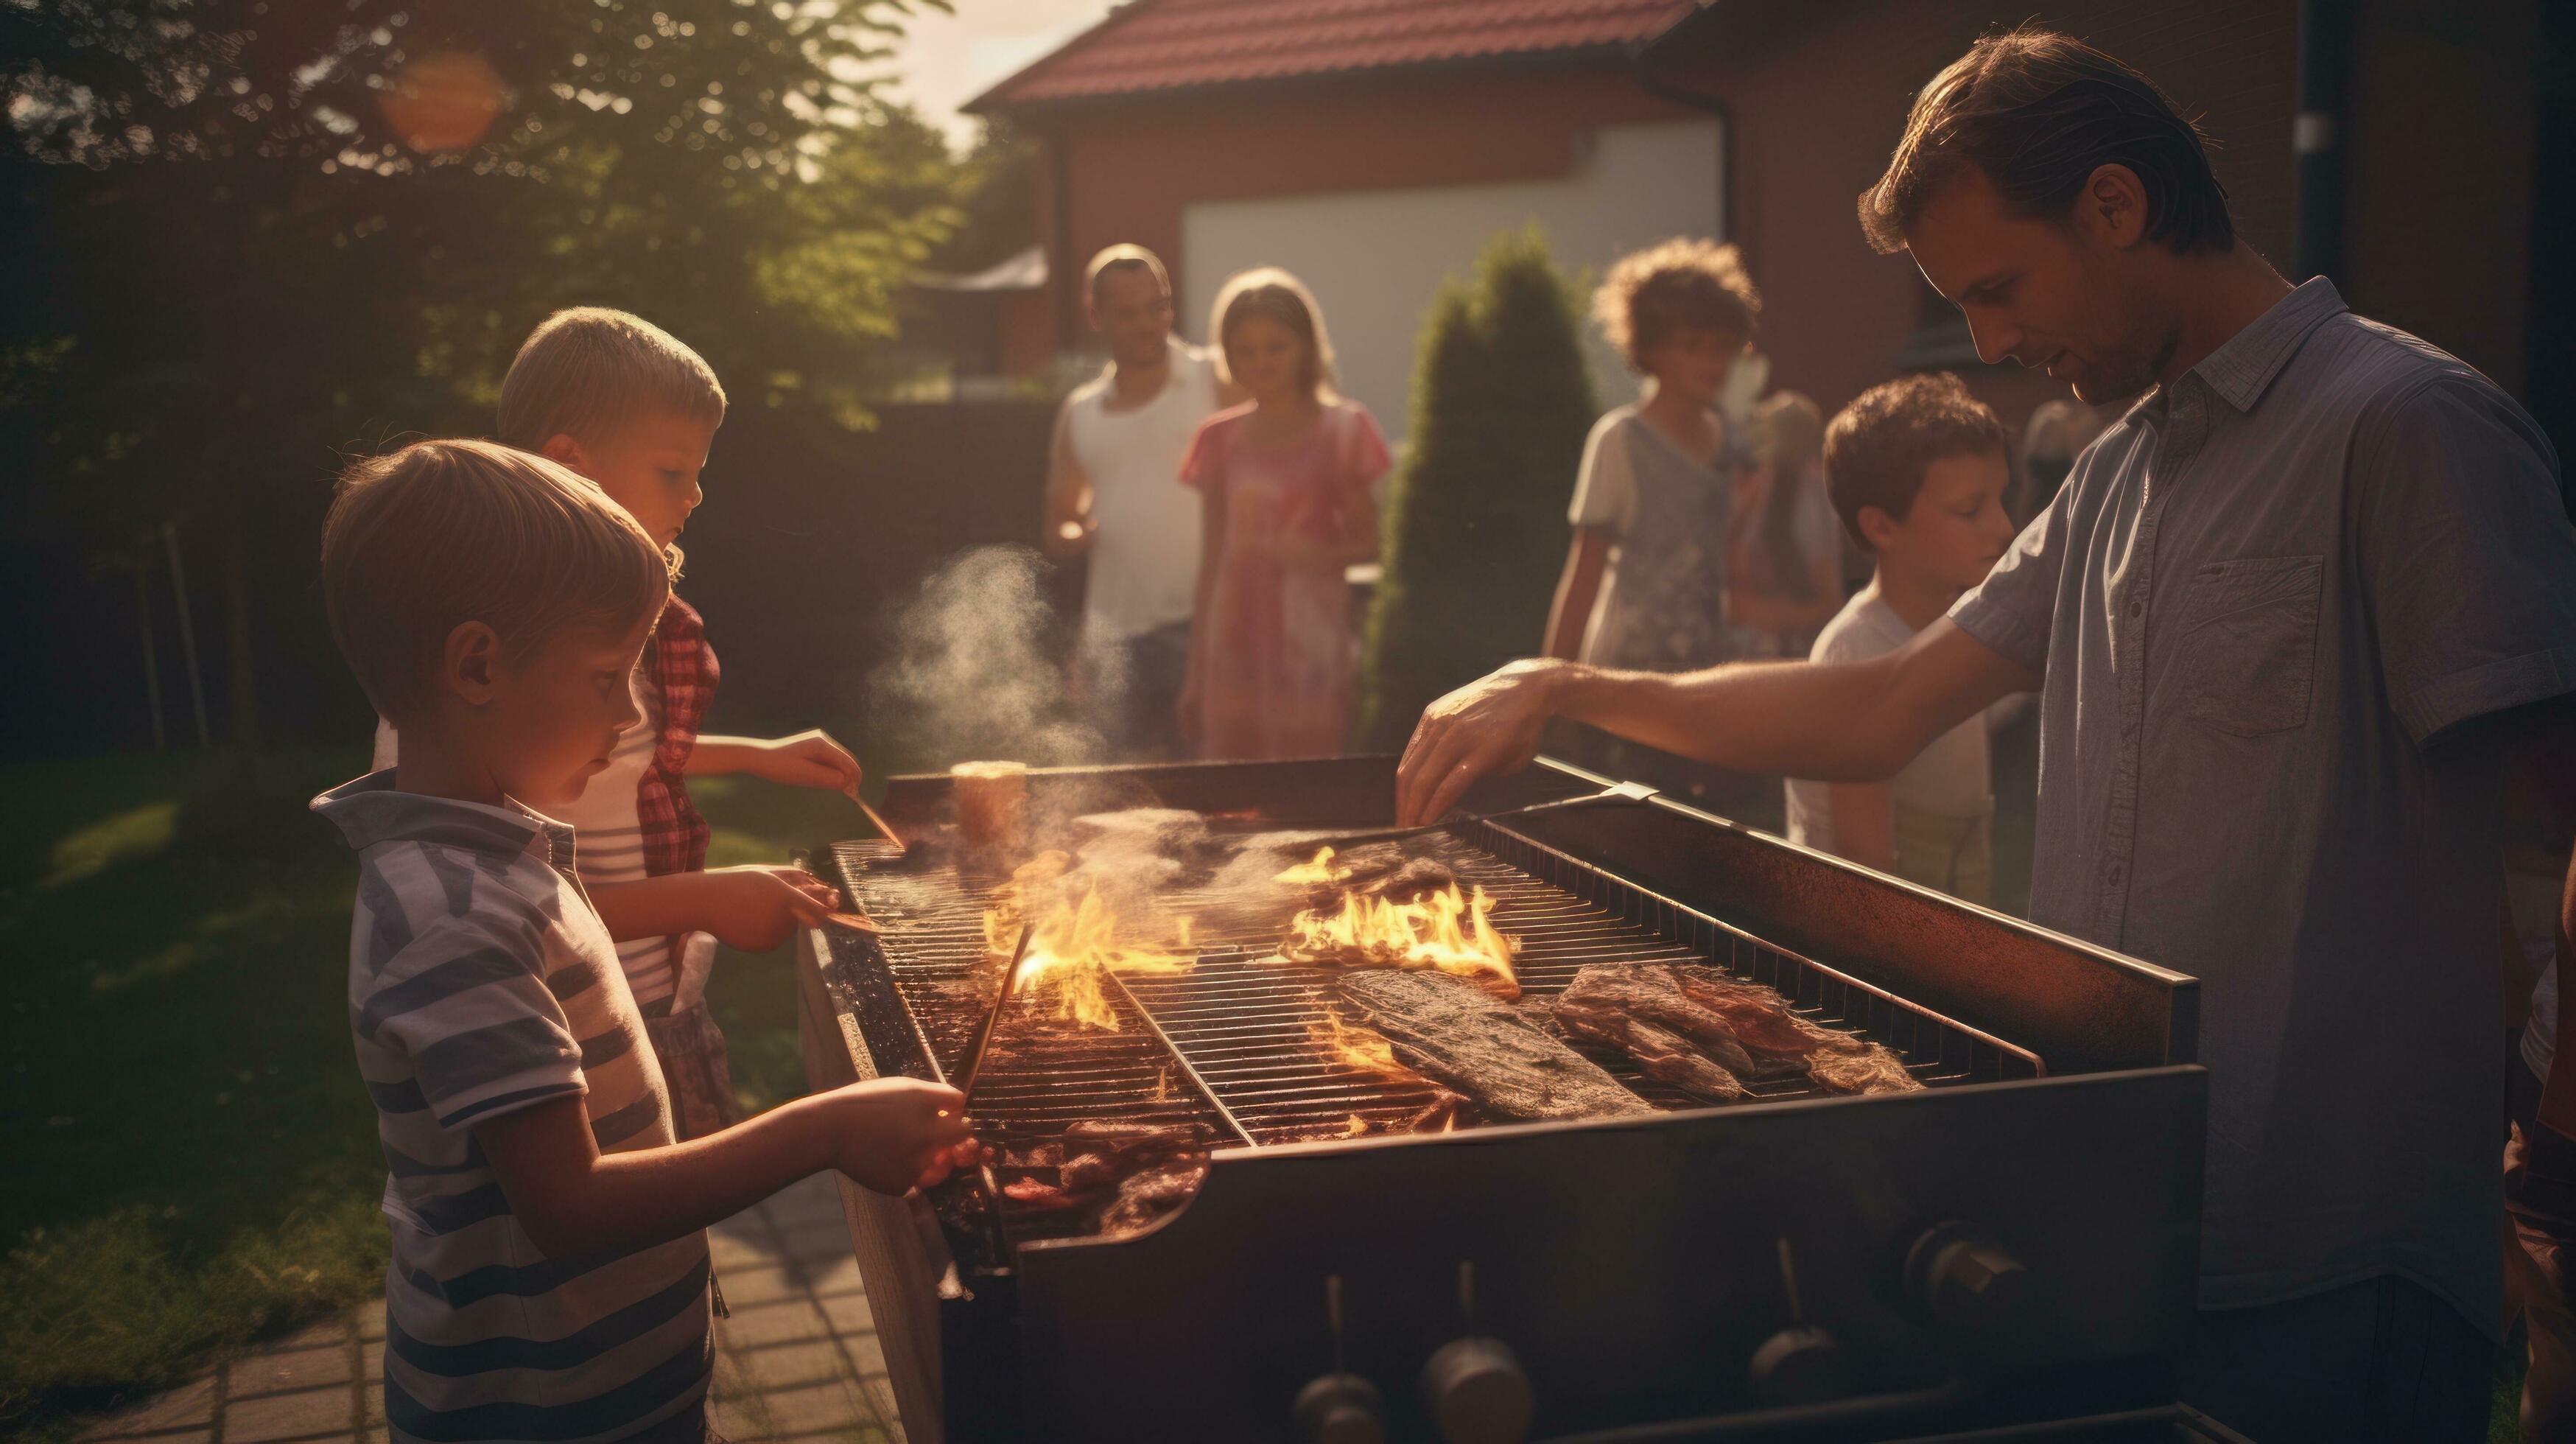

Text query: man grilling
(1394, 27), (2576, 1441)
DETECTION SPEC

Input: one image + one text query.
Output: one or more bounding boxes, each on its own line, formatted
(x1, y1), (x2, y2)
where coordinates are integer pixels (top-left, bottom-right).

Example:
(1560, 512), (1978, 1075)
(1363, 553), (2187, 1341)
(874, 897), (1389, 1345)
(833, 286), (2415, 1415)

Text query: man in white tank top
(1045, 245), (1226, 757)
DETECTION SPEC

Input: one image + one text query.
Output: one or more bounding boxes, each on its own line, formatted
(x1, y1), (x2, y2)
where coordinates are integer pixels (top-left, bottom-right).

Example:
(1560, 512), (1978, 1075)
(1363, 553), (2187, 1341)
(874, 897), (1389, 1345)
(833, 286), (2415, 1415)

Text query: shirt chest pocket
(2172, 555), (2323, 736)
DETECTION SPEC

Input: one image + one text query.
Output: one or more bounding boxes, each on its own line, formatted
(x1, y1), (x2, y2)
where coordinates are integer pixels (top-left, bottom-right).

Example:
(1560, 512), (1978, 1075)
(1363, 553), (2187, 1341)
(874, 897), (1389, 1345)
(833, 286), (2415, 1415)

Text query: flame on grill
(984, 854), (1193, 1032)
(1274, 847), (1352, 886)
(1309, 1009), (1412, 1077)
(1285, 880), (1520, 998)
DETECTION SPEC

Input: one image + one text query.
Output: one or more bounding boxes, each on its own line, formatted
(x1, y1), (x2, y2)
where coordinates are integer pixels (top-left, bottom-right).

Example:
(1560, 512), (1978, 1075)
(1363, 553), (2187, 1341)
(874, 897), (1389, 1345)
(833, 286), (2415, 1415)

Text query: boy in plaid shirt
(378, 309), (863, 1136)
(317, 440), (974, 1443)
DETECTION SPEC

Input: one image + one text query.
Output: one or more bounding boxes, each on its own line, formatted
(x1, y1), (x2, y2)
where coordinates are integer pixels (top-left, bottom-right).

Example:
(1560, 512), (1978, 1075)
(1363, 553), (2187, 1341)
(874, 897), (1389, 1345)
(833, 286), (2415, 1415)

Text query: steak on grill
(1540, 993), (1749, 1102)
(1805, 1042), (1923, 1095)
(1666, 966), (1869, 1061)
(1556, 966), (1766, 1077)
(1339, 971), (1652, 1121)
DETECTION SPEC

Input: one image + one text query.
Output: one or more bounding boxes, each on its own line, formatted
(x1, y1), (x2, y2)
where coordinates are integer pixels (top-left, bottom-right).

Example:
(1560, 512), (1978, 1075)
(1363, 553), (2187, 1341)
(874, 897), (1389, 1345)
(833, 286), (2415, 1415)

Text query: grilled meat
(1000, 1177), (1085, 1210)
(1099, 1160), (1207, 1234)
(1363, 857), (1459, 905)
(1557, 966), (1764, 1077)
(1062, 1120), (1202, 1161)
(1548, 995), (1749, 1102)
(1805, 1042), (1923, 1095)
(1666, 965), (1869, 1062)
(1339, 971), (1651, 1121)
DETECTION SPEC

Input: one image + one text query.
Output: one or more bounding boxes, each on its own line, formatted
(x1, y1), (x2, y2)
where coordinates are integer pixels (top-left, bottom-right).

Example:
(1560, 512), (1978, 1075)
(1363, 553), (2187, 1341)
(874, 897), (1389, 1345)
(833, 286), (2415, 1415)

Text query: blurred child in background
(1726, 390), (1844, 659)
(1544, 238), (1759, 673)
(1177, 269), (1389, 760)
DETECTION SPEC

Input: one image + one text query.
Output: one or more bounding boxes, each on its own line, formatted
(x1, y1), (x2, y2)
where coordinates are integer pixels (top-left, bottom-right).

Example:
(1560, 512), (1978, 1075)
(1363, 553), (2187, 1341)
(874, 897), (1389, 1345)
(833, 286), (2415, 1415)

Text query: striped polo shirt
(313, 772), (711, 1443)
(373, 652), (684, 1010)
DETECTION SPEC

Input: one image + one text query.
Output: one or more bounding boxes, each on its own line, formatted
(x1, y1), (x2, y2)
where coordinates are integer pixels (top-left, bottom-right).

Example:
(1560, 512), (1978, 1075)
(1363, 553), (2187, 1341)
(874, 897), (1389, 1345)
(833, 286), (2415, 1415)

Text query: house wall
(1028, 64), (1707, 355)
(1178, 119), (1723, 443)
(1664, 0), (2303, 437)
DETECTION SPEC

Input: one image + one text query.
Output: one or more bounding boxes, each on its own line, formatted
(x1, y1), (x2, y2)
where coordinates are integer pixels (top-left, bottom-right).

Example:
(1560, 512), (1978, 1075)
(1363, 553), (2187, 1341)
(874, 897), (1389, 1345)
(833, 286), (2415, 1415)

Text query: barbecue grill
(791, 755), (2211, 1443)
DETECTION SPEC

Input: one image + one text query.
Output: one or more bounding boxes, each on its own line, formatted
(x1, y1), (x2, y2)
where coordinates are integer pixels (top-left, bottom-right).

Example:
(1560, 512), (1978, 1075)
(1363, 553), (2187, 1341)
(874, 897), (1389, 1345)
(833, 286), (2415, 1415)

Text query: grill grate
(826, 822), (2041, 1241)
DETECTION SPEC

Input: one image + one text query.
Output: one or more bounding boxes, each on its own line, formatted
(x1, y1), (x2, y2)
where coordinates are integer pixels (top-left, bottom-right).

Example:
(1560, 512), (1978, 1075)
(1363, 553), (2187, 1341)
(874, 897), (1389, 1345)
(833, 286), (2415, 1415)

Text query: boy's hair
(1086, 244), (1172, 303)
(1592, 237), (1761, 371)
(496, 307), (727, 451)
(322, 438), (672, 724)
(1210, 267), (1336, 397)
(1859, 27), (2233, 256)
(1824, 373), (2009, 551)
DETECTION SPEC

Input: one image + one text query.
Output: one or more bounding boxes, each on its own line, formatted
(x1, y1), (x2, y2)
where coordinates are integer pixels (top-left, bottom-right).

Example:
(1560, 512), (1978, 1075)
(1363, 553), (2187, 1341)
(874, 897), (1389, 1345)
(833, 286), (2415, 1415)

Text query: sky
(885, 0), (1123, 149)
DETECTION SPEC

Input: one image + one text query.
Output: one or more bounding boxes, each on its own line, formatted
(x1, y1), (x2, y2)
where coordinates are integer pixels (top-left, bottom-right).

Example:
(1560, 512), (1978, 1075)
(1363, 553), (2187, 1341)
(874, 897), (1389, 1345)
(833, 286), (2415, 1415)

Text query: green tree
(1359, 228), (1598, 745)
(0, 0), (960, 754)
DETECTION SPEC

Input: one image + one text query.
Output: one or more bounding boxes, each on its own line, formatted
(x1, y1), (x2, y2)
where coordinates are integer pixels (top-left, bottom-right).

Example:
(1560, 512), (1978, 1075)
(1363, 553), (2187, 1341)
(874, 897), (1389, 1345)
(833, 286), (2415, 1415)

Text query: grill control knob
(1906, 1221), (2030, 1331)
(1749, 1324), (1847, 1404)
(1418, 1336), (1534, 1444)
(1293, 1372), (1386, 1444)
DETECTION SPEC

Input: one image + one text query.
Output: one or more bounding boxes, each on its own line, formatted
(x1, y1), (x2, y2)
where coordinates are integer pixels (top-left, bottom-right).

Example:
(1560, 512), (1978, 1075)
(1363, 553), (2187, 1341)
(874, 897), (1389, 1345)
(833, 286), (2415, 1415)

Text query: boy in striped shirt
(315, 440), (975, 1443)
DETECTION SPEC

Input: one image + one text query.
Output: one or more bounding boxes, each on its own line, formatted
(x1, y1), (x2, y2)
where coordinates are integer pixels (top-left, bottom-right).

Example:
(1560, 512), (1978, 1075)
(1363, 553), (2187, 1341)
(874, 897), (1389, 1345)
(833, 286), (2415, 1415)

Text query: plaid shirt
(639, 594), (718, 880)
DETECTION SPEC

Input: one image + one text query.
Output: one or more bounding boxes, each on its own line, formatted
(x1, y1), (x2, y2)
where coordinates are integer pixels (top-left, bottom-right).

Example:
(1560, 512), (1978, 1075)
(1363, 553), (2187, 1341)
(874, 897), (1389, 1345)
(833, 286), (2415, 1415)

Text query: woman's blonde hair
(1208, 267), (1336, 399)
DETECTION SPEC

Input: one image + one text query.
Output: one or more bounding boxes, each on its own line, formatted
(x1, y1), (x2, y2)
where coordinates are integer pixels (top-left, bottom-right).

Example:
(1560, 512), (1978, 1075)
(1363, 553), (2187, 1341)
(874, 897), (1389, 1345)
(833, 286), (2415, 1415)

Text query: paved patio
(77, 1174), (902, 1444)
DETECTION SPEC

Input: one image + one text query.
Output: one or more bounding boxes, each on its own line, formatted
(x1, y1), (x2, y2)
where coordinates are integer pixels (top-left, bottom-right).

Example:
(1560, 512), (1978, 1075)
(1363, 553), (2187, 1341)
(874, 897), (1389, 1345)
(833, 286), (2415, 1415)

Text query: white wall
(1179, 119), (1724, 448)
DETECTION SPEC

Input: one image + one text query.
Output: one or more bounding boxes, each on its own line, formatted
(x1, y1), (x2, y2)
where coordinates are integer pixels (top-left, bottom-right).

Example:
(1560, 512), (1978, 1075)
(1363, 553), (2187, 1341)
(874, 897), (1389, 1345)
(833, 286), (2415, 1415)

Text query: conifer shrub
(1358, 228), (1598, 745)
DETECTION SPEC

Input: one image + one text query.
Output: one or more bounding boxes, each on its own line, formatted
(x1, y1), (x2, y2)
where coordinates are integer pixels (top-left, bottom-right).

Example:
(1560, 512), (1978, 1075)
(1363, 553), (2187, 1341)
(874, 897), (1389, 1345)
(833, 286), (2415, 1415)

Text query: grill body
(793, 757), (2207, 1442)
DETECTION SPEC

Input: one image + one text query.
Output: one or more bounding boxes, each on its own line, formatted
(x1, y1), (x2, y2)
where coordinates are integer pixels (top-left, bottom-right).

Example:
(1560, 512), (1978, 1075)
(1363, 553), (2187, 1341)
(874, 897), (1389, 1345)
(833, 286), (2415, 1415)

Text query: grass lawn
(0, 746), (857, 1441)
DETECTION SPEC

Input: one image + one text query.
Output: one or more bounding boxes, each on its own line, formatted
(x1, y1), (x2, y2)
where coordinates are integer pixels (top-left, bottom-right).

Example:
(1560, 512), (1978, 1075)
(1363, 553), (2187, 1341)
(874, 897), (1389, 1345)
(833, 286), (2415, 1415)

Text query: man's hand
(745, 730), (863, 792)
(689, 865), (840, 951)
(1396, 659), (1573, 827)
(815, 1079), (983, 1194)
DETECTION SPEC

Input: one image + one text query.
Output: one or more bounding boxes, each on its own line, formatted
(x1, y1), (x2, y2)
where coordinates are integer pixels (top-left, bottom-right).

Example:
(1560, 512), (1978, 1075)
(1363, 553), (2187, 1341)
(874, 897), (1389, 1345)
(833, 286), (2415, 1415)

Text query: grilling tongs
(950, 918), (1039, 1106)
(1325, 778), (1661, 847)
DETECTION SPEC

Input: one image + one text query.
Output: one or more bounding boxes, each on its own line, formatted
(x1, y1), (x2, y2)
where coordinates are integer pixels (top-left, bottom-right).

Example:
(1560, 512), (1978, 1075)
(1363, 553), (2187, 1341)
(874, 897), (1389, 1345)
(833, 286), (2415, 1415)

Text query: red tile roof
(969, 0), (1699, 111)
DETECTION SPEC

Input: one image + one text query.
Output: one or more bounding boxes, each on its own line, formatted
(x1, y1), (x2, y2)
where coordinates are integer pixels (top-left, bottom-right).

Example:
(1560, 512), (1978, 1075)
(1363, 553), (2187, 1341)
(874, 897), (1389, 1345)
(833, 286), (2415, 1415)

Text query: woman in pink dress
(1177, 268), (1391, 760)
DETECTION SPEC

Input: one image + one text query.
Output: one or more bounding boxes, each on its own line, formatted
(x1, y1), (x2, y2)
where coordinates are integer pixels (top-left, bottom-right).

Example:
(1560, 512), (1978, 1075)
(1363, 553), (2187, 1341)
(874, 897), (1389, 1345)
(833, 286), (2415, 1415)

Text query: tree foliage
(1359, 228), (1598, 746)
(0, 0), (964, 754)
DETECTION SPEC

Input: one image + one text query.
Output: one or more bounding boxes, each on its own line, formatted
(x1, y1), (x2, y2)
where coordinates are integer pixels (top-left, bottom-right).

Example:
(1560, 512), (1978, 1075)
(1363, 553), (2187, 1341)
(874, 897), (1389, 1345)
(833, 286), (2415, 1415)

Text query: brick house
(966, 0), (1714, 439)
(974, 0), (2565, 452)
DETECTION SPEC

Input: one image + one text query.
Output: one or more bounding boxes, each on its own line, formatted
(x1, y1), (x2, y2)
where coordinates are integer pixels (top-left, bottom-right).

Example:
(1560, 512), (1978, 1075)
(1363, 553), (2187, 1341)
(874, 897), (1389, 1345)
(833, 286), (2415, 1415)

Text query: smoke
(863, 545), (1105, 771)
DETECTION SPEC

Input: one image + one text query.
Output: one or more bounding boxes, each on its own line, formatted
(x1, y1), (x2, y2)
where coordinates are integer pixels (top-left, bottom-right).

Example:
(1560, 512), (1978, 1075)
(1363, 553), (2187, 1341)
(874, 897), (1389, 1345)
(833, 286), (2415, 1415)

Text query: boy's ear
(1856, 503), (1903, 553)
(538, 433), (586, 469)
(441, 621), (503, 706)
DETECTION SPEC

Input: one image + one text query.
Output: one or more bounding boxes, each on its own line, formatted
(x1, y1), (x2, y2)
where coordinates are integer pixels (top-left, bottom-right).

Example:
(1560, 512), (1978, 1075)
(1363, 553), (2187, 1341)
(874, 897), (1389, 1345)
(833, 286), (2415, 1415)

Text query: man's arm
(1543, 529), (1611, 660)
(1042, 404), (1094, 558)
(1396, 618), (2034, 827)
(476, 1078), (977, 1260)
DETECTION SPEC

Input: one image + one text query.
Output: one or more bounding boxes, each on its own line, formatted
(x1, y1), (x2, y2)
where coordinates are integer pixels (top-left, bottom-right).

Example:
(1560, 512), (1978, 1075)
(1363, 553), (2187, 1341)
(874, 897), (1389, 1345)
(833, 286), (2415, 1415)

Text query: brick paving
(77, 1174), (899, 1444)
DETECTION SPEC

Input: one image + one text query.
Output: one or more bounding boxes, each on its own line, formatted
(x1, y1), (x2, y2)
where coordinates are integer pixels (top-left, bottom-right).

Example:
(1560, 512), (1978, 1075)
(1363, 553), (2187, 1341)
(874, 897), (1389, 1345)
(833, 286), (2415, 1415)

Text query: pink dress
(1180, 399), (1391, 760)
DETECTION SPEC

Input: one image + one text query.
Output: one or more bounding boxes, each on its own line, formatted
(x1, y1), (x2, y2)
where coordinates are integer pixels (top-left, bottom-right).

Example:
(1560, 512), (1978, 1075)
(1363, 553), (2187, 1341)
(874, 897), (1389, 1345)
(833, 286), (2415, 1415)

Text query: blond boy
(315, 440), (971, 1443)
